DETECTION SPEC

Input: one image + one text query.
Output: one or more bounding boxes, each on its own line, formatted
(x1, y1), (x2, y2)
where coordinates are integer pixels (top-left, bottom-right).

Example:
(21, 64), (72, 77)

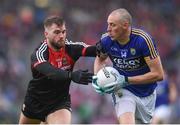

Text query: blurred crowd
(0, 0), (180, 123)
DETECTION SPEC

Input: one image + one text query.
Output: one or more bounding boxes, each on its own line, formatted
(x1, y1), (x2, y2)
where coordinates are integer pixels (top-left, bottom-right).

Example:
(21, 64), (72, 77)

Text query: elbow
(157, 75), (164, 81)
(156, 71), (164, 81)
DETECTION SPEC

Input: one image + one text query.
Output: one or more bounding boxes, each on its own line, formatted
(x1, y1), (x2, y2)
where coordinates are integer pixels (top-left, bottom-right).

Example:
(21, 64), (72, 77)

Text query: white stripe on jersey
(65, 39), (89, 47)
(36, 43), (45, 62)
(36, 42), (47, 63)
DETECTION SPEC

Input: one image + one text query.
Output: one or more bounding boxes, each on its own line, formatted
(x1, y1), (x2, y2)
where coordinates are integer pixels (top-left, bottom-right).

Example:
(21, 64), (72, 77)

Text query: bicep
(145, 56), (164, 79)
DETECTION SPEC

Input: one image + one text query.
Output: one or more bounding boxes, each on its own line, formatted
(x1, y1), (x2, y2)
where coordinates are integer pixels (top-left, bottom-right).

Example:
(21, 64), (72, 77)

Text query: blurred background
(0, 0), (180, 123)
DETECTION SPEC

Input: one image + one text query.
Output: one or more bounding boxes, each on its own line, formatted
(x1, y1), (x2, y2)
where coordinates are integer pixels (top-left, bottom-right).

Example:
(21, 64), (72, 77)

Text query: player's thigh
(114, 90), (136, 124)
(19, 112), (41, 124)
(46, 108), (71, 124)
(135, 90), (156, 124)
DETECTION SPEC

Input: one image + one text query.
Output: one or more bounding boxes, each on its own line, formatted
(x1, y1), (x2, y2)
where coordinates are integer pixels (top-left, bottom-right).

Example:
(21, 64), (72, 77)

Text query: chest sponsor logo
(112, 56), (146, 71)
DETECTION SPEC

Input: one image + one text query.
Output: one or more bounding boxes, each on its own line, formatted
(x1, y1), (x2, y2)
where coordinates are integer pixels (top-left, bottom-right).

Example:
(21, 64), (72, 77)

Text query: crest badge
(130, 48), (136, 55)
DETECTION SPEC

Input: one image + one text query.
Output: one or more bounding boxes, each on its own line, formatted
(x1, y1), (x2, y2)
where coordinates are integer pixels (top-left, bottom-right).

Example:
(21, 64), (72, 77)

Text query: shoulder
(100, 33), (113, 46)
(131, 28), (153, 41)
(100, 33), (111, 41)
(31, 40), (48, 57)
(101, 33), (109, 39)
(131, 28), (156, 48)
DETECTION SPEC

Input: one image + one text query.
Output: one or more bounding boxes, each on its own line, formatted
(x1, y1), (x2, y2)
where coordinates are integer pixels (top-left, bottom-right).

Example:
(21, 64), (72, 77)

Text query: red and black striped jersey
(26, 39), (95, 103)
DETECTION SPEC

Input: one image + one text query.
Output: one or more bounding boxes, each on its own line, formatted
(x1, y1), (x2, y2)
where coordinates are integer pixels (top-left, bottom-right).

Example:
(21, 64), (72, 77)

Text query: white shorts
(112, 89), (156, 124)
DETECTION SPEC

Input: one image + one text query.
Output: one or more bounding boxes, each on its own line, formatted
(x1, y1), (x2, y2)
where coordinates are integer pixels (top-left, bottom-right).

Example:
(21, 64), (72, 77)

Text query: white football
(96, 66), (120, 88)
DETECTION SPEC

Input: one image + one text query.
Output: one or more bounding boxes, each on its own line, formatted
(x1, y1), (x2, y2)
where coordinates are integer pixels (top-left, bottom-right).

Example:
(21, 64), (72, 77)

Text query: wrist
(124, 76), (130, 86)
(125, 76), (128, 82)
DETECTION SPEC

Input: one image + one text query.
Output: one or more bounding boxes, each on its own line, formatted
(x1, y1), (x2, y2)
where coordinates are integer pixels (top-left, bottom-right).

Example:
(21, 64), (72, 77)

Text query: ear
(44, 31), (48, 37)
(122, 21), (129, 29)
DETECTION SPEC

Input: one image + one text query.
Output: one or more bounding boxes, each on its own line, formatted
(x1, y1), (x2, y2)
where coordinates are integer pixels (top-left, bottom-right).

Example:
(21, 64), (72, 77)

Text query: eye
(108, 23), (116, 28)
(54, 30), (61, 34)
(53, 30), (66, 34)
(62, 30), (66, 34)
(110, 23), (116, 27)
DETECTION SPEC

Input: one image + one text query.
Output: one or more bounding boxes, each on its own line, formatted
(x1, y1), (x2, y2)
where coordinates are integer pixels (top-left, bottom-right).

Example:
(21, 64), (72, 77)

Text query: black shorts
(21, 94), (71, 122)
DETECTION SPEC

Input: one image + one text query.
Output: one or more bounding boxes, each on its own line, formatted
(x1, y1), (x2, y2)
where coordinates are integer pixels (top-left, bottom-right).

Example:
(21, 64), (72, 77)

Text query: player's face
(45, 23), (66, 50)
(107, 14), (125, 41)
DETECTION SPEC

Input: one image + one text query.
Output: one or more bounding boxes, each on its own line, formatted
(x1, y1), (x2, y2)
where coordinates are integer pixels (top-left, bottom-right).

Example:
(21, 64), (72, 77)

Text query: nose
(107, 25), (111, 32)
(58, 32), (64, 38)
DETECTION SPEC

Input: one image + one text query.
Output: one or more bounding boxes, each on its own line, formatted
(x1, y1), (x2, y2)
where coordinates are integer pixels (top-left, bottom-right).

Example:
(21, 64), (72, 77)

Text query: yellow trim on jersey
(132, 28), (158, 59)
(144, 56), (150, 60)
(132, 30), (154, 58)
(144, 55), (159, 61)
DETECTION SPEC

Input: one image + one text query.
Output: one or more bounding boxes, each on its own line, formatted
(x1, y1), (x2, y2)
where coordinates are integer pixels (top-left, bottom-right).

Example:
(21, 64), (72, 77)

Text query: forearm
(35, 62), (70, 81)
(128, 71), (163, 84)
(94, 56), (108, 74)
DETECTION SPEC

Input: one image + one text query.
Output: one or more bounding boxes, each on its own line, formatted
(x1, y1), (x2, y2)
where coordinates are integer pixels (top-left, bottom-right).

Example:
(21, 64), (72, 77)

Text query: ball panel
(96, 66), (119, 88)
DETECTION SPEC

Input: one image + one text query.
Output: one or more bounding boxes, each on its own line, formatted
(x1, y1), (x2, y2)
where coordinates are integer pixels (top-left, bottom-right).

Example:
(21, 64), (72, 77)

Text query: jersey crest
(130, 48), (136, 55)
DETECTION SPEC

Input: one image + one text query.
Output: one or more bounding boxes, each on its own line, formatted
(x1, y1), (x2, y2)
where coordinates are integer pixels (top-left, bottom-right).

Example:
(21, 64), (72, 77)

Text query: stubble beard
(50, 40), (65, 50)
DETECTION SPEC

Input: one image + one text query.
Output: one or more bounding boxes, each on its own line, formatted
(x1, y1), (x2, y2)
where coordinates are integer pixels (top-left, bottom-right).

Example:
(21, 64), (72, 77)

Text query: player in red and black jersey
(19, 16), (96, 124)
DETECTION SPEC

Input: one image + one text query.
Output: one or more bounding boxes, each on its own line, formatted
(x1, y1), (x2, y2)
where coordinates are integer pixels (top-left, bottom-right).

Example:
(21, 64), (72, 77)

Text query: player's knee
(118, 112), (135, 124)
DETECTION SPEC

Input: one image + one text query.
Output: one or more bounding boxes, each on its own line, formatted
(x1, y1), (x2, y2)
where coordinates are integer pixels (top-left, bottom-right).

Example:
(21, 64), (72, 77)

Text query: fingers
(92, 75), (104, 95)
(80, 72), (93, 83)
(92, 75), (98, 79)
(92, 83), (104, 95)
(92, 82), (100, 89)
(80, 75), (92, 84)
(103, 81), (118, 88)
(95, 88), (104, 95)
(102, 85), (116, 93)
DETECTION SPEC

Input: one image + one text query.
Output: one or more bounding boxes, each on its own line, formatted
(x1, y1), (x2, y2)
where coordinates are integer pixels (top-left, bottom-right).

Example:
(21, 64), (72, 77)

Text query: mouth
(108, 32), (113, 37)
(57, 39), (65, 44)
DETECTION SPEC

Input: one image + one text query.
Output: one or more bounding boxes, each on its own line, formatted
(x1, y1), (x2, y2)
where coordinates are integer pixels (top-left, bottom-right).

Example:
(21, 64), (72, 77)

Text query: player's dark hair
(44, 16), (65, 28)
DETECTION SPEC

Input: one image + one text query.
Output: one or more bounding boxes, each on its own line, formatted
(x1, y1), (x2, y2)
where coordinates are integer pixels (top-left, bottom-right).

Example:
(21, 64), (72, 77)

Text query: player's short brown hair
(43, 16), (65, 28)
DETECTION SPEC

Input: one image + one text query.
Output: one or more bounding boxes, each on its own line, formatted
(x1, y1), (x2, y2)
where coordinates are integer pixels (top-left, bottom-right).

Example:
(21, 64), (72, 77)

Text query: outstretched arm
(128, 56), (164, 84)
(35, 62), (93, 85)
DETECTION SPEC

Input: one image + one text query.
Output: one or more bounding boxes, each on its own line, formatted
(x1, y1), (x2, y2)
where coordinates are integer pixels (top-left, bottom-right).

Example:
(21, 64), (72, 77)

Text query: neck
(117, 27), (131, 45)
(117, 37), (129, 45)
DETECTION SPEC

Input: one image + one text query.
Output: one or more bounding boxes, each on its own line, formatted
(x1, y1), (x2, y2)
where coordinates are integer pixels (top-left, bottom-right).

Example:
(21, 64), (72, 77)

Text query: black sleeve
(35, 62), (70, 81)
(66, 42), (96, 59)
(96, 41), (107, 57)
(31, 43), (49, 67)
(83, 45), (96, 57)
